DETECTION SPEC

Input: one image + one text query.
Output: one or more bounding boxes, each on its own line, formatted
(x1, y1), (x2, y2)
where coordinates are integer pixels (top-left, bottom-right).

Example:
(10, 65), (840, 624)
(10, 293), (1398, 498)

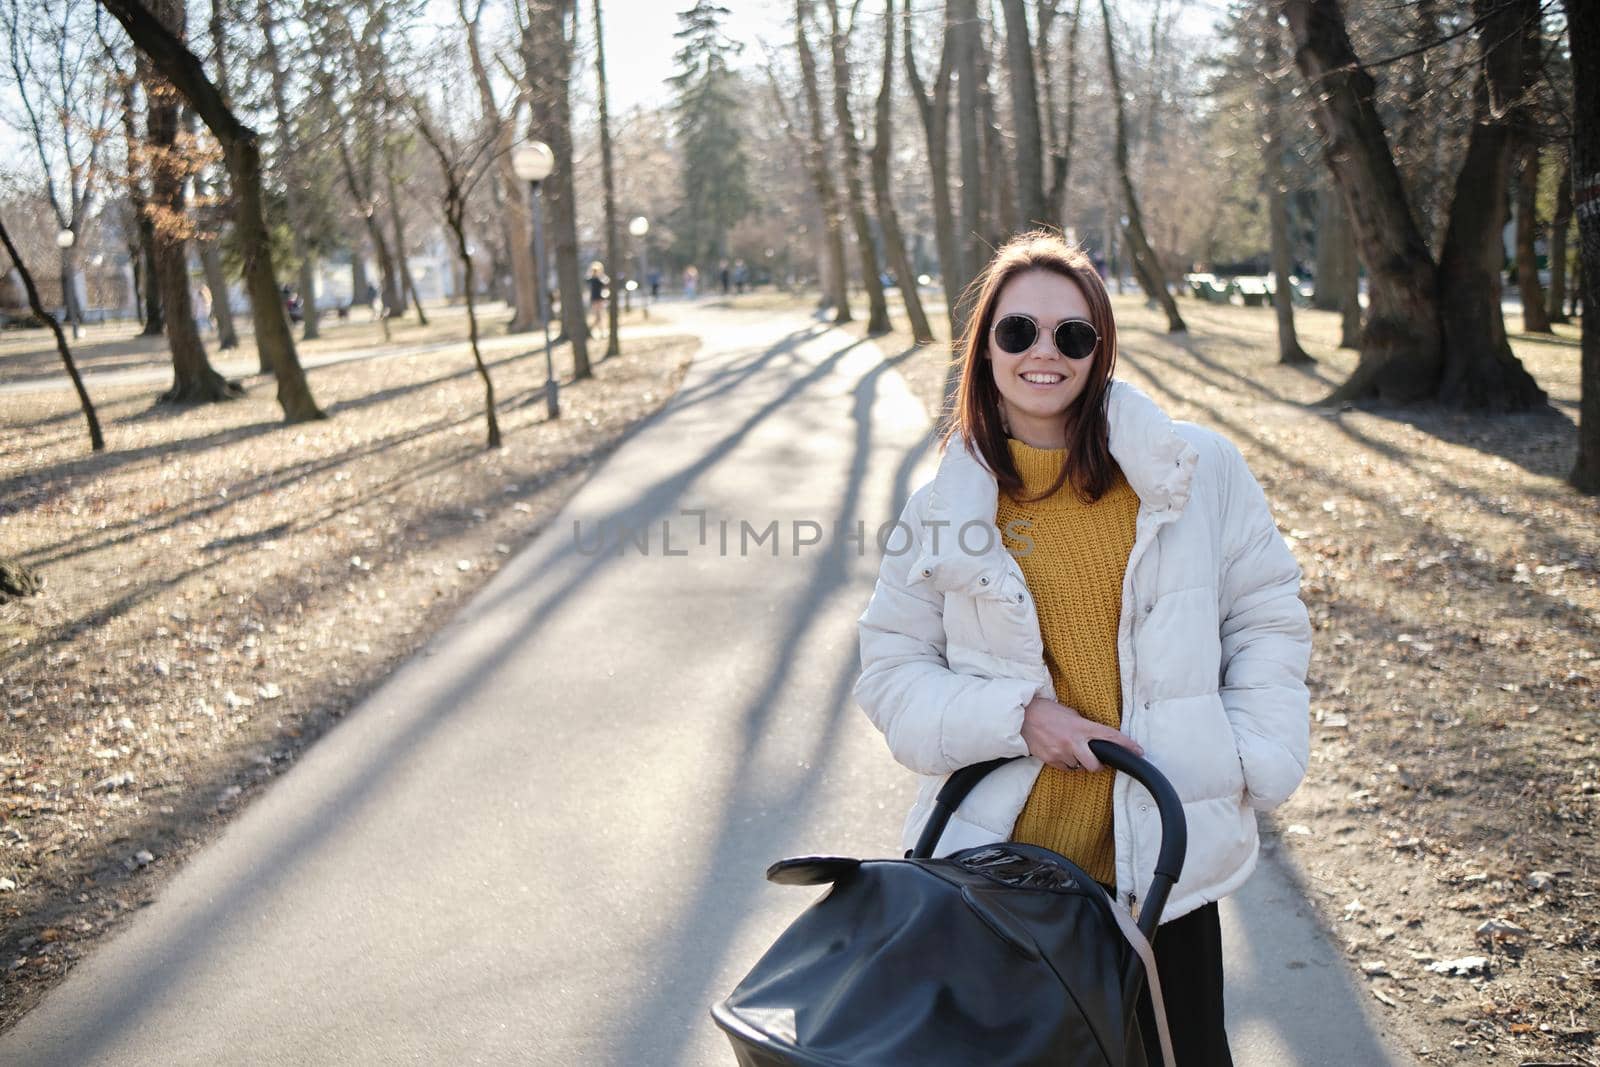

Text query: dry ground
(0, 309), (696, 1031)
(3, 288), (1595, 1063)
(826, 290), (1595, 1066)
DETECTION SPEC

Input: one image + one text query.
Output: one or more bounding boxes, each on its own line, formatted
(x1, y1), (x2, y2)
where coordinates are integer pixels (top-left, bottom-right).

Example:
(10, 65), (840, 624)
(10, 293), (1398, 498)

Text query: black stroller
(711, 740), (1186, 1067)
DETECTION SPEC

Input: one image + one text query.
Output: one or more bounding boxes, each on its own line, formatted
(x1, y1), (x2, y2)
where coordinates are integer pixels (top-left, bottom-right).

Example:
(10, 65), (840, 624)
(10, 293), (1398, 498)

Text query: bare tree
(1566, 0), (1598, 492)
(764, 56), (847, 317)
(187, 111), (241, 352)
(383, 137), (430, 326)
(1284, 0), (1545, 410)
(872, 0), (934, 343)
(1000, 0), (1047, 229)
(460, 0), (539, 333)
(903, 1), (962, 338)
(137, 0), (241, 403)
(412, 97), (502, 449)
(792, 0), (852, 322)
(1099, 0), (1185, 332)
(105, 40), (163, 335)
(0, 213), (103, 451)
(952, 0), (984, 319)
(822, 0), (891, 334)
(974, 12), (1015, 248)
(257, 0), (320, 341)
(99, 0), (325, 421)
(1261, 4), (1310, 364)
(1037, 0), (1084, 227)
(3, 0), (114, 340)
(593, 0), (620, 356)
(521, 0), (590, 379)
(195, 0), (239, 350)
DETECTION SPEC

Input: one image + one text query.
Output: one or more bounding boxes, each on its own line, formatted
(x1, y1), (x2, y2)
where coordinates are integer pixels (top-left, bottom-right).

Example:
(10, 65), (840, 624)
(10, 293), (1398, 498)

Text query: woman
(852, 231), (1312, 1064)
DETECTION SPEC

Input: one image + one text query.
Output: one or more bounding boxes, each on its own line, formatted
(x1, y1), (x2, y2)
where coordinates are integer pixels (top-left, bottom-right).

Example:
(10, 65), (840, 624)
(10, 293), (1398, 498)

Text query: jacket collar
(924, 379), (1199, 534)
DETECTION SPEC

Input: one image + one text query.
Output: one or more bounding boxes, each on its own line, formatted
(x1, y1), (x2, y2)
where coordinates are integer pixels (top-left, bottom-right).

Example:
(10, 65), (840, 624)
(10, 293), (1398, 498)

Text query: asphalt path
(0, 309), (1411, 1065)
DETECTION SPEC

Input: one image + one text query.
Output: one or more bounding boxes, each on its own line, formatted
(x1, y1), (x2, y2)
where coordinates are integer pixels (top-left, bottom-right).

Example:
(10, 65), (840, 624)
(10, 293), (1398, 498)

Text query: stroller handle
(909, 741), (1187, 939)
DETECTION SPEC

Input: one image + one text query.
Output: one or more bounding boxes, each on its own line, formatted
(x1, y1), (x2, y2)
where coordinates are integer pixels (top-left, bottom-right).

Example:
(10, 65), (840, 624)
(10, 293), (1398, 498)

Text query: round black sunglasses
(990, 313), (1100, 360)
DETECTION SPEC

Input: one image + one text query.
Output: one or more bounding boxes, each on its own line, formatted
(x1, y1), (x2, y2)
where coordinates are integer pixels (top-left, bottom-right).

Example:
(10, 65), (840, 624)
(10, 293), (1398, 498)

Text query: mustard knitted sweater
(999, 437), (1140, 887)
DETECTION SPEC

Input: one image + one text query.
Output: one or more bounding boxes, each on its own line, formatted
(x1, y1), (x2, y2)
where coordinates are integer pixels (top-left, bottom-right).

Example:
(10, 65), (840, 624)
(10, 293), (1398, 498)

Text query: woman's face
(986, 269), (1098, 449)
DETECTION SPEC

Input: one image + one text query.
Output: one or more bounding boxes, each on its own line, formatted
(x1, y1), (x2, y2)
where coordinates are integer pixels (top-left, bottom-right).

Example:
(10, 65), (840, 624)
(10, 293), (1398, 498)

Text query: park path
(0, 308), (1411, 1065)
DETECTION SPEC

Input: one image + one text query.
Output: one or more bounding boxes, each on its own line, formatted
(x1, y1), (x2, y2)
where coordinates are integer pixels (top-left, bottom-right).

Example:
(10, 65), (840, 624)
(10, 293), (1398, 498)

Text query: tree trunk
(795, 0), (851, 323)
(874, 0), (934, 343)
(1566, 0), (1599, 492)
(593, 0), (621, 357)
(1340, 221), (1362, 348)
(1262, 8), (1310, 364)
(1001, 0), (1048, 230)
(1435, 0), (1546, 410)
(1038, 0), (1083, 229)
(414, 111), (502, 450)
(183, 106), (245, 357)
(198, 236), (239, 348)
(904, 4), (961, 336)
(453, 202), (500, 448)
(1312, 189), (1347, 311)
(199, 0), (241, 350)
(953, 0), (984, 323)
(0, 213), (104, 450)
(140, 232), (163, 334)
(974, 19), (1014, 248)
(104, 0), (323, 420)
(117, 74), (163, 335)
(258, 0), (319, 341)
(1100, 0), (1185, 332)
(1284, 0), (1442, 404)
(1549, 149), (1573, 324)
(384, 150), (428, 325)
(1515, 136), (1553, 332)
(824, 0), (891, 334)
(140, 0), (236, 404)
(525, 0), (588, 377)
(363, 210), (402, 317)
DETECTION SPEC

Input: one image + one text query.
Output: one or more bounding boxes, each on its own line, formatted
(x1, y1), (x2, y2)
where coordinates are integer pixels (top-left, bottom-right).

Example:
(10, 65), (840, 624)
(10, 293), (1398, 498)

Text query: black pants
(1134, 900), (1233, 1067)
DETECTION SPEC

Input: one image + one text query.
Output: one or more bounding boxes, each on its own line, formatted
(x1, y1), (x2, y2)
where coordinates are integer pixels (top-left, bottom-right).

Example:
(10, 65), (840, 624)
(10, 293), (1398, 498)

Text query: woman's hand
(1020, 696), (1144, 773)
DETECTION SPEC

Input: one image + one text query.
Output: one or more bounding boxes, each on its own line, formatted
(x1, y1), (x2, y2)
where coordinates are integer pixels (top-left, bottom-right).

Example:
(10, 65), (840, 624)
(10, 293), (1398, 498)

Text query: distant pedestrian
(192, 282), (212, 336)
(648, 269), (661, 300)
(733, 259), (748, 294)
(684, 264), (699, 300)
(719, 260), (731, 295)
(587, 261), (609, 336)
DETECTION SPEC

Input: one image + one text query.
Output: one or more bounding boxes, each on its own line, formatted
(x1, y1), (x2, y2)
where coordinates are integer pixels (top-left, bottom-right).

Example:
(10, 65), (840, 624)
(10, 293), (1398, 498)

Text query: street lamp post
(628, 215), (649, 321)
(55, 228), (81, 340)
(513, 142), (559, 419)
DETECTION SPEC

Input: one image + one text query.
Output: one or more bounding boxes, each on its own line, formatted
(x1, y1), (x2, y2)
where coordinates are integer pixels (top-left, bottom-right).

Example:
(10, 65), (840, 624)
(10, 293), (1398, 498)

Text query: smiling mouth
(1019, 372), (1065, 386)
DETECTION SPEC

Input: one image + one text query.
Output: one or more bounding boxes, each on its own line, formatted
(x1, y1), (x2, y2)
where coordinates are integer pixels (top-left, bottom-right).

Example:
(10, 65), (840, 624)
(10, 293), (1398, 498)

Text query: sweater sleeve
(853, 489), (1038, 776)
(1214, 438), (1313, 811)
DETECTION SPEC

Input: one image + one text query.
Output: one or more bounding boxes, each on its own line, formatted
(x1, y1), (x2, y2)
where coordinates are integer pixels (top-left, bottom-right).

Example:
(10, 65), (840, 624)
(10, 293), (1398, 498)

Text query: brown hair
(940, 230), (1120, 505)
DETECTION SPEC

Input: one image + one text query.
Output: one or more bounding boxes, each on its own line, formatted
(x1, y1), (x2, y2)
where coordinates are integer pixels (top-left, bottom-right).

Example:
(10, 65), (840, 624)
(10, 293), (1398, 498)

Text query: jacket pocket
(971, 570), (1038, 658)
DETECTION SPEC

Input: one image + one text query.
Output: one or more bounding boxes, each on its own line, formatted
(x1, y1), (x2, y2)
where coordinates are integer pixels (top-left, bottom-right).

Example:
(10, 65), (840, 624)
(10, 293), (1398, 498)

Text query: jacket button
(1143, 700), (1151, 710)
(978, 576), (989, 585)
(921, 567), (932, 577)
(1140, 803), (1151, 814)
(1144, 604), (1153, 615)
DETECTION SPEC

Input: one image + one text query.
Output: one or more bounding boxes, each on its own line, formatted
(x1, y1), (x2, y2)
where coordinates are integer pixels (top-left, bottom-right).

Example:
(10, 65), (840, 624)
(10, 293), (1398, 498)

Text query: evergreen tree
(668, 2), (753, 268)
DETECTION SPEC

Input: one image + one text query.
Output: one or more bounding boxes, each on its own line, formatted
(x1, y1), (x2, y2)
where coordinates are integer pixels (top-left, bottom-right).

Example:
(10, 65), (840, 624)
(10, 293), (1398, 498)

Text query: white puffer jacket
(852, 378), (1313, 923)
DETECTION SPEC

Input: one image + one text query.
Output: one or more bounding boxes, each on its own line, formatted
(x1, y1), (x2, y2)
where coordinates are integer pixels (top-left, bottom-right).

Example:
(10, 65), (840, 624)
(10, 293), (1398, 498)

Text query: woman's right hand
(1020, 696), (1144, 773)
